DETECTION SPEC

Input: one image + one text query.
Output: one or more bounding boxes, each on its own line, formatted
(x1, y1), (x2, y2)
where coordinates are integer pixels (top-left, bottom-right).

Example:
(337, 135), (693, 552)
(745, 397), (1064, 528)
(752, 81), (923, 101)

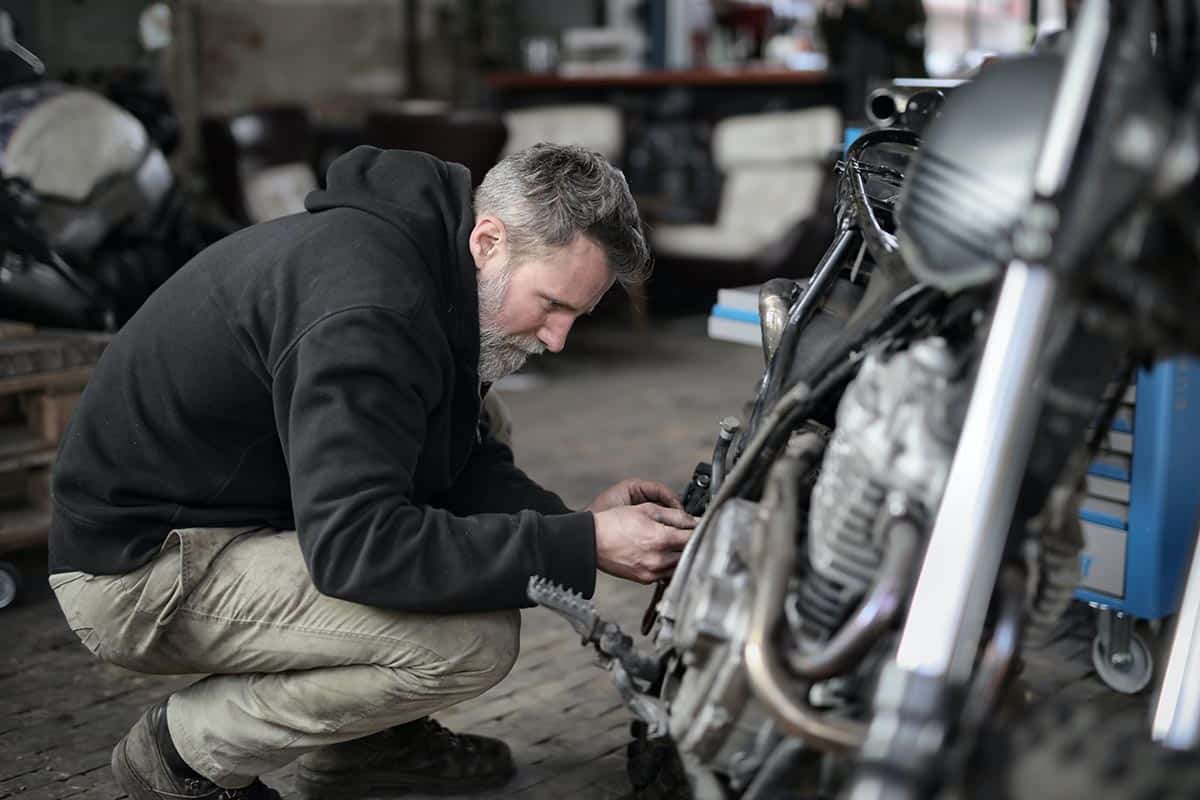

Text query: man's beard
(478, 266), (545, 383)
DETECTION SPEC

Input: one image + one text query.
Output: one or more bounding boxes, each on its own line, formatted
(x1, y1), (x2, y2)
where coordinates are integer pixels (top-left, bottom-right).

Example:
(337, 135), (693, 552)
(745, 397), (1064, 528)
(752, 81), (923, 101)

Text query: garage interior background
(0, 2), (1153, 800)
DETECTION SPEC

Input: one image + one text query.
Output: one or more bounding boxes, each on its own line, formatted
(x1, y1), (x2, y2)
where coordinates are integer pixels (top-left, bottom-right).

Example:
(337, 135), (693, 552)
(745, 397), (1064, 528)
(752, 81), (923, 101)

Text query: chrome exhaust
(744, 433), (867, 752)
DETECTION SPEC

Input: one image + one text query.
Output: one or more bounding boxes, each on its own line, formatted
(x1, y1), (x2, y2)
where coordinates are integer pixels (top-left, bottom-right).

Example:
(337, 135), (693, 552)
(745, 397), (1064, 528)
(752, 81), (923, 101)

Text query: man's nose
(538, 317), (573, 353)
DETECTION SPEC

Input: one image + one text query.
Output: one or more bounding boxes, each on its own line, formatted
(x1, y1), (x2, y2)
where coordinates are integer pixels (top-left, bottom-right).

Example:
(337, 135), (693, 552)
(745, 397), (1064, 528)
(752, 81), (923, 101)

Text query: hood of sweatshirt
(306, 146), (480, 370)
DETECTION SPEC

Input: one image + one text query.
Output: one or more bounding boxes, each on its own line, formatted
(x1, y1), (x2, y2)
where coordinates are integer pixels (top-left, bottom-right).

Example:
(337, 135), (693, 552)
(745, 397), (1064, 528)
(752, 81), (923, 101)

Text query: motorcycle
(0, 4), (225, 332)
(529, 1), (1200, 797)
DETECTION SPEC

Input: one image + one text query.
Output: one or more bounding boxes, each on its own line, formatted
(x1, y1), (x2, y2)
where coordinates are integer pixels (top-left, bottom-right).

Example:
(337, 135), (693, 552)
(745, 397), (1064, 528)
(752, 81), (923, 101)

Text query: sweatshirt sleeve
(433, 422), (573, 517)
(271, 306), (597, 612)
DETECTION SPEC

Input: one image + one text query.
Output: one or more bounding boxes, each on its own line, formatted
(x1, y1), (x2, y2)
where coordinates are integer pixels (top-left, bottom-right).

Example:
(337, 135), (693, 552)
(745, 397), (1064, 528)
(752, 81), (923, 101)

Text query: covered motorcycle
(0, 8), (221, 331)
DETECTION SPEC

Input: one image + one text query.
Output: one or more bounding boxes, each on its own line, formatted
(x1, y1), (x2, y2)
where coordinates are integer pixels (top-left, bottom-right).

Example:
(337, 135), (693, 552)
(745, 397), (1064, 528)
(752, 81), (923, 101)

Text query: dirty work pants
(49, 526), (521, 787)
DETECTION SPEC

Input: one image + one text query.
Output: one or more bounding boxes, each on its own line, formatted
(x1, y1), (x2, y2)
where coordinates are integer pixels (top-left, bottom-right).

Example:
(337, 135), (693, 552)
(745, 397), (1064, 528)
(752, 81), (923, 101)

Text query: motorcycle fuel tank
(898, 53), (1064, 293)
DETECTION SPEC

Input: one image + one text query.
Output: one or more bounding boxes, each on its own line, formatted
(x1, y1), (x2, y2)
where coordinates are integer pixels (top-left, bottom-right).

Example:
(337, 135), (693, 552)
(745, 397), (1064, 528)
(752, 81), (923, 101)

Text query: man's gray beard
(477, 267), (545, 383)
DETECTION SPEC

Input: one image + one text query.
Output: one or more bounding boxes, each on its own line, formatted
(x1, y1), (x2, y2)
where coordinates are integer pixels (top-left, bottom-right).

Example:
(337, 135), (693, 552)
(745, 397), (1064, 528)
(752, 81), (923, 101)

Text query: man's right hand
(593, 503), (697, 584)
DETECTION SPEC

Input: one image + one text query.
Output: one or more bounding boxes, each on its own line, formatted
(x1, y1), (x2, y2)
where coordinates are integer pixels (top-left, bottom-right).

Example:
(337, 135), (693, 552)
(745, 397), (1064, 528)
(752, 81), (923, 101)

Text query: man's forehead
(529, 239), (613, 296)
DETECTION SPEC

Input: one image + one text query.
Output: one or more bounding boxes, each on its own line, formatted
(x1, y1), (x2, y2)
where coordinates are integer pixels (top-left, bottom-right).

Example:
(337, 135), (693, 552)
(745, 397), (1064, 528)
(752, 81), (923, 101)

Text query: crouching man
(48, 144), (695, 800)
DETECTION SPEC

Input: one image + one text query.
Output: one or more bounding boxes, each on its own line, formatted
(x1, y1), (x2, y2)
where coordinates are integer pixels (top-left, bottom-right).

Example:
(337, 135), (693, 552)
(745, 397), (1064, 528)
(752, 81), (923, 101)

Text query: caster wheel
(1092, 631), (1153, 694)
(0, 561), (20, 610)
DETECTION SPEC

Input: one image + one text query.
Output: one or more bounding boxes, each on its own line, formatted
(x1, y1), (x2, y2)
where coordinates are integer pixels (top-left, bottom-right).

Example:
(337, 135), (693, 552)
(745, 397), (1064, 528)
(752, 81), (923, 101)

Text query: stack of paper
(707, 286), (761, 348)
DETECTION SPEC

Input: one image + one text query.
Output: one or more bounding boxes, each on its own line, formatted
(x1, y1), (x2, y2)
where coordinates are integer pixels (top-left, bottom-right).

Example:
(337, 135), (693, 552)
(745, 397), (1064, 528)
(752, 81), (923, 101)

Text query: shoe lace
(217, 780), (281, 800)
(414, 717), (474, 752)
(181, 778), (220, 798)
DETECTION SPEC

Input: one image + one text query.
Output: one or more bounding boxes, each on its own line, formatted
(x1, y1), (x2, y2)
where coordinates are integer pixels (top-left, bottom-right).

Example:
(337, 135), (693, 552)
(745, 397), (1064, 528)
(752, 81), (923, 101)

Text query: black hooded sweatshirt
(48, 147), (597, 612)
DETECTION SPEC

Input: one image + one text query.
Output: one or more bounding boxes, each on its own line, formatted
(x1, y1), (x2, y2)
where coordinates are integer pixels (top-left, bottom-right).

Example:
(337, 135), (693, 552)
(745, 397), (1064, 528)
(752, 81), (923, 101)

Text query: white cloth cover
(5, 89), (148, 202)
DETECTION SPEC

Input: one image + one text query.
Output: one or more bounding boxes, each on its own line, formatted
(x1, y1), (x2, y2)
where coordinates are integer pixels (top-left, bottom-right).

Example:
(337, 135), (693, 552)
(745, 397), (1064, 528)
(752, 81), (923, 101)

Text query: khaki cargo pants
(50, 525), (521, 788)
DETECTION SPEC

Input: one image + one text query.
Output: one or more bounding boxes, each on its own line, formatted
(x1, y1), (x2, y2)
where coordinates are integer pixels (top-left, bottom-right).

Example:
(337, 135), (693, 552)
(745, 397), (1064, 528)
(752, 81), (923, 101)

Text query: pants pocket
(47, 527), (267, 673)
(117, 526), (262, 630)
(49, 573), (104, 657)
(73, 626), (103, 656)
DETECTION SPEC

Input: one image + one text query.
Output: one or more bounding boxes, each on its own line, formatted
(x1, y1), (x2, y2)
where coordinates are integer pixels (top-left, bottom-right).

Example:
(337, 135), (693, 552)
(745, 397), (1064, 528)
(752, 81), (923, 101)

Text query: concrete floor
(0, 316), (1129, 800)
(0, 317), (765, 800)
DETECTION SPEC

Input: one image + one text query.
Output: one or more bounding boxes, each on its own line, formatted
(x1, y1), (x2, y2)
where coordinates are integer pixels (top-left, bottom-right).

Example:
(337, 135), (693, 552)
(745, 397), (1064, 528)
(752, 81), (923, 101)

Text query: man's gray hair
(474, 143), (651, 288)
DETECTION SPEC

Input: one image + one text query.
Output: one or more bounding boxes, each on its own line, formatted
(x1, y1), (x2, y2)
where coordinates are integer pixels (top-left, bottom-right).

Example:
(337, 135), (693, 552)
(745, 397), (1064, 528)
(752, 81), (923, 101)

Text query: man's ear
(469, 216), (508, 272)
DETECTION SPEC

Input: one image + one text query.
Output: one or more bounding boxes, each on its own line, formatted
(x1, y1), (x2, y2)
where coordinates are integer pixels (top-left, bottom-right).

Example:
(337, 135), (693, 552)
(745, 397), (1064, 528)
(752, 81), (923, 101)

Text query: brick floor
(0, 318), (1141, 800)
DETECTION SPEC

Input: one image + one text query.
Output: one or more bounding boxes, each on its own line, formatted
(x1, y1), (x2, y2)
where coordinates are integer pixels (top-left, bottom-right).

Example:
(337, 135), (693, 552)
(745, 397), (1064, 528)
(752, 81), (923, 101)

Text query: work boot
(112, 700), (281, 800)
(296, 717), (515, 798)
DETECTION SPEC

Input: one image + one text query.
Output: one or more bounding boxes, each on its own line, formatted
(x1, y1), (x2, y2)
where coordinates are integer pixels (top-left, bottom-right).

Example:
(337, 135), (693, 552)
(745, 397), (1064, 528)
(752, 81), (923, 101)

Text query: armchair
(647, 107), (842, 312)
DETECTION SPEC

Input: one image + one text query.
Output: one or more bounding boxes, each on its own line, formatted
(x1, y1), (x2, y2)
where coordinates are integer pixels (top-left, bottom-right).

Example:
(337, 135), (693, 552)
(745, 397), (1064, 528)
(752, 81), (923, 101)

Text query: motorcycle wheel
(627, 721), (691, 800)
(970, 702), (1200, 799)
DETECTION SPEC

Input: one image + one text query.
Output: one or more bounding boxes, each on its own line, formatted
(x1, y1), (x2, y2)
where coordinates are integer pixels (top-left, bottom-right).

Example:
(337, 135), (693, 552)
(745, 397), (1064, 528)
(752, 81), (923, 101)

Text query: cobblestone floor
(0, 318), (1139, 800)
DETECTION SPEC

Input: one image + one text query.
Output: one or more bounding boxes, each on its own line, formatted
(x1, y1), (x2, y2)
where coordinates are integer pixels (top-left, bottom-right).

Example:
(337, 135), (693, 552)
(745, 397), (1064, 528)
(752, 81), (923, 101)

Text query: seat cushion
(651, 223), (765, 261)
(652, 163), (825, 260)
(501, 105), (623, 161)
(713, 107), (842, 170)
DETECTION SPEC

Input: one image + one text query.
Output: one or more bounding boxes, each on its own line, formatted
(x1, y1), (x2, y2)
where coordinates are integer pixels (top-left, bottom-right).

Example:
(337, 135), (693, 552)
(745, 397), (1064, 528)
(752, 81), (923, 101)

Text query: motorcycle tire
(969, 701), (1200, 799)
(627, 721), (691, 800)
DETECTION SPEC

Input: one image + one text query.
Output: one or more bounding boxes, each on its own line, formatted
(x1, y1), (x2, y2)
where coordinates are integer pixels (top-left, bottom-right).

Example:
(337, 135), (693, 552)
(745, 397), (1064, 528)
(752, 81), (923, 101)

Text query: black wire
(742, 348), (871, 498)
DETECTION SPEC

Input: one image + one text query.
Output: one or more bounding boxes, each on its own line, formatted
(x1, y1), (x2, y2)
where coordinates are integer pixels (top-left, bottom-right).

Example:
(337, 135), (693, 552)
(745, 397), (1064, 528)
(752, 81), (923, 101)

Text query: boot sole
(295, 763), (515, 799)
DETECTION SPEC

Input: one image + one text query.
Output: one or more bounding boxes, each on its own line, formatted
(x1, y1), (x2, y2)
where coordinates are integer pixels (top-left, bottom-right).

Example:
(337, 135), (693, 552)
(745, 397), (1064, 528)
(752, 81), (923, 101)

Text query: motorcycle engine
(800, 338), (959, 647)
(659, 338), (962, 792)
(665, 497), (781, 791)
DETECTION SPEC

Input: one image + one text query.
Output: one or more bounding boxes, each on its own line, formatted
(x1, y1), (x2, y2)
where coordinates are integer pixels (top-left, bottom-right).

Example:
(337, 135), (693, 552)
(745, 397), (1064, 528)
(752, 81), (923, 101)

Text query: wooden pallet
(0, 322), (108, 556)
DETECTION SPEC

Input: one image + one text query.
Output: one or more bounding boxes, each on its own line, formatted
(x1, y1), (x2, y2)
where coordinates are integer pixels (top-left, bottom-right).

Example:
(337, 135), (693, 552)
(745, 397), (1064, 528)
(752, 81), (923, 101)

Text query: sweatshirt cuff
(539, 511), (597, 599)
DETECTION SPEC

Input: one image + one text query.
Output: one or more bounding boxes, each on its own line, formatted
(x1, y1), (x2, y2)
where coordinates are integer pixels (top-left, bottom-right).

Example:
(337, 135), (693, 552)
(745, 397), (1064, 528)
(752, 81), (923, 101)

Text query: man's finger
(657, 523), (694, 550)
(652, 551), (682, 573)
(651, 557), (682, 580)
(650, 505), (698, 530)
(634, 480), (684, 510)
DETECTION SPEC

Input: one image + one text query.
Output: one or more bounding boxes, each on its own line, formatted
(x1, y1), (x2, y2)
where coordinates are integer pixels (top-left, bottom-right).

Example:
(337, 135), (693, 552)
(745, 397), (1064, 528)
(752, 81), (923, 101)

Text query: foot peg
(528, 576), (660, 682)
(528, 576), (670, 736)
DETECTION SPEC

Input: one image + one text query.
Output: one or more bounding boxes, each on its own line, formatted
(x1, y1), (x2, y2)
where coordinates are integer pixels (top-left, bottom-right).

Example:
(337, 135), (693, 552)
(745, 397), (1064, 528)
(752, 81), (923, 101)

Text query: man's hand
(586, 478), (684, 514)
(593, 503), (697, 584)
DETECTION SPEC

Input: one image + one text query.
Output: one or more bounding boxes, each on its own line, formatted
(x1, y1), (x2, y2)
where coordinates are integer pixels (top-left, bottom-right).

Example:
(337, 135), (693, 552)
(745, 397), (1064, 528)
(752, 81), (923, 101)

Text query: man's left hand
(586, 478), (685, 514)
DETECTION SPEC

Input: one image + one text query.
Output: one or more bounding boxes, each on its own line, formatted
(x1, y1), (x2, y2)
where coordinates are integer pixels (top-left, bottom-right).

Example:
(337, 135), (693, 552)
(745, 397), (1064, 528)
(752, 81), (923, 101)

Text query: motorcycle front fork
(837, 253), (1200, 796)
(840, 253), (1200, 797)
(845, 261), (1060, 800)
(1153, 534), (1200, 750)
(845, 2), (1121, 795)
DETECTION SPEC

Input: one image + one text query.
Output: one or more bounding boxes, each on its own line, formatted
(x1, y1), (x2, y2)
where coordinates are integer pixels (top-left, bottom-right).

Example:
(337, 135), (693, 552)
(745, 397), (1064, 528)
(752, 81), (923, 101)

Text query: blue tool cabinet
(1075, 359), (1200, 691)
(1076, 359), (1200, 617)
